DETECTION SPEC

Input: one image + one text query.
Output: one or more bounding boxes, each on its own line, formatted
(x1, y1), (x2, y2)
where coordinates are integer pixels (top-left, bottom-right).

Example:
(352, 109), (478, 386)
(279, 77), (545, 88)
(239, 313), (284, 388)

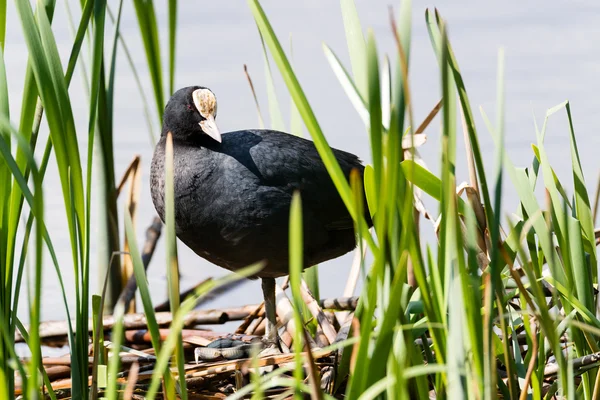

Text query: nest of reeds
(15, 268), (359, 398)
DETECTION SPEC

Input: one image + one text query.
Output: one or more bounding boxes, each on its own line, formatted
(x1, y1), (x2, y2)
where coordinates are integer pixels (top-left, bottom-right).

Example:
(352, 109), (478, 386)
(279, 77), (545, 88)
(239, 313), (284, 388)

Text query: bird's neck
(160, 127), (219, 149)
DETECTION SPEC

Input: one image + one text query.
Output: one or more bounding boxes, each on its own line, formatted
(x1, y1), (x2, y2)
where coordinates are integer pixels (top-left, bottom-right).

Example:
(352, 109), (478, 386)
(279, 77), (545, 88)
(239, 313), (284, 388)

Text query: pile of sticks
(15, 283), (359, 398)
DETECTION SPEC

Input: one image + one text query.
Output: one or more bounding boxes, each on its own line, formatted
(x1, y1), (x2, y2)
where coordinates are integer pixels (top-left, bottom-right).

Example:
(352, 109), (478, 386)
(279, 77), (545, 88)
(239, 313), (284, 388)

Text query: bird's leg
(261, 277), (279, 348)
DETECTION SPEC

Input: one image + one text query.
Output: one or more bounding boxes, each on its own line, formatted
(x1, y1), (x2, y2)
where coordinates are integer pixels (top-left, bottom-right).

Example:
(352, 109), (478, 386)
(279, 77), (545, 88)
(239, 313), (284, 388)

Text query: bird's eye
(187, 104), (194, 111)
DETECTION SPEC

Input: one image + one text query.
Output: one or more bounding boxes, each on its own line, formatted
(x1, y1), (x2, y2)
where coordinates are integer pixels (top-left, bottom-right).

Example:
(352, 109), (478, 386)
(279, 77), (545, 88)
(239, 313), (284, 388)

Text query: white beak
(200, 115), (221, 143)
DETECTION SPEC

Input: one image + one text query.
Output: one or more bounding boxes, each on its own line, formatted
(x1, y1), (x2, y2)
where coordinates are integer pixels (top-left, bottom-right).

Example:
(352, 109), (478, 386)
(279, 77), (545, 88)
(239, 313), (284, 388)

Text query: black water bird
(150, 86), (371, 350)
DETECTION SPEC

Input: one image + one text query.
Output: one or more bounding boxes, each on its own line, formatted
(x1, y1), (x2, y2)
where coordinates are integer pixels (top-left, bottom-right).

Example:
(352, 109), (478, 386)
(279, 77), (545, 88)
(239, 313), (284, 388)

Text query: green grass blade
(145, 263), (264, 399)
(340, 0), (367, 98)
(0, 120), (42, 398)
(0, 0), (5, 51)
(168, 0), (177, 95)
(107, 4), (157, 145)
(356, 376), (396, 400)
(165, 133), (187, 399)
(289, 191), (308, 399)
(425, 9), (495, 234)
(568, 216), (593, 312)
(439, 27), (460, 396)
(289, 37), (303, 136)
(366, 31), (382, 196)
(96, 0), (124, 313)
(400, 159), (467, 214)
(531, 144), (573, 209)
(106, 301), (125, 400)
(84, 0), (107, 350)
(391, 0), (411, 130)
(0, 48), (8, 120)
(302, 266), (320, 302)
(322, 43), (368, 126)
(258, 31), (285, 131)
(132, 0), (165, 120)
(447, 273), (467, 397)
(0, 47), (9, 334)
(565, 102), (597, 272)
(380, 56), (391, 129)
(482, 109), (565, 284)
(124, 209), (175, 394)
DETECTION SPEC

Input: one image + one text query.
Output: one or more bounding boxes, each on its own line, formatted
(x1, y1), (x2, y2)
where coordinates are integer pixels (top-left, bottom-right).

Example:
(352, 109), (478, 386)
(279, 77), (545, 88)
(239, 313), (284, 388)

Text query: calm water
(6, 1), (600, 322)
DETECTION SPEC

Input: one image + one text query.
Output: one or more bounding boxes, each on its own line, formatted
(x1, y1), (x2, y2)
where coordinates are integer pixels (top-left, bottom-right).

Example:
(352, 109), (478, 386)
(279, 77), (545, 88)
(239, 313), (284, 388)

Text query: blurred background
(7, 0), (599, 321)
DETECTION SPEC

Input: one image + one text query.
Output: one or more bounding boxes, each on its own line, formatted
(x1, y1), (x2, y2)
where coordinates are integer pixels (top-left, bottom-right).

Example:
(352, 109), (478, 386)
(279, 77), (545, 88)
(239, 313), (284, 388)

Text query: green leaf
(289, 36), (303, 137)
(168, 0), (177, 95)
(259, 31), (285, 131)
(289, 191), (307, 399)
(145, 263), (264, 399)
(567, 216), (593, 312)
(401, 159), (467, 214)
(363, 164), (377, 217)
(366, 31), (382, 197)
(165, 133), (187, 399)
(340, 0), (367, 99)
(132, 0), (165, 120)
(124, 209), (175, 393)
(323, 43), (368, 127)
(565, 102), (597, 272)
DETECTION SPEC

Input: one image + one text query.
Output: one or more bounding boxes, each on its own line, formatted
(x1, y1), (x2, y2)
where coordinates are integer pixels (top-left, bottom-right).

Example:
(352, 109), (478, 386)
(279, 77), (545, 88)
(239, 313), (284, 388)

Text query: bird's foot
(258, 336), (283, 357)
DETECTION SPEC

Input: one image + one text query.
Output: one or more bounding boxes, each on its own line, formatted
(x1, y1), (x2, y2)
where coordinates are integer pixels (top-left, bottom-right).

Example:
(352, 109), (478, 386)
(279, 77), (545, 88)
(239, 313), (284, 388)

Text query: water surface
(5, 1), (599, 322)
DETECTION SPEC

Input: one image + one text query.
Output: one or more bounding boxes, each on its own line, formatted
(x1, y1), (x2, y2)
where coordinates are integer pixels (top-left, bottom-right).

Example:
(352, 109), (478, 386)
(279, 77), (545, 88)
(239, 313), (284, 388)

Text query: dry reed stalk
(337, 245), (365, 324)
(44, 365), (71, 381)
(275, 283), (298, 349)
(349, 316), (361, 375)
(167, 348), (332, 379)
(40, 355), (153, 367)
(301, 328), (324, 400)
(243, 64), (265, 128)
(236, 301), (265, 334)
(123, 362), (140, 400)
(246, 314), (265, 335)
(18, 297), (358, 342)
(414, 99), (443, 135)
(118, 216), (162, 311)
(125, 328), (257, 344)
(116, 155), (142, 313)
(300, 280), (337, 346)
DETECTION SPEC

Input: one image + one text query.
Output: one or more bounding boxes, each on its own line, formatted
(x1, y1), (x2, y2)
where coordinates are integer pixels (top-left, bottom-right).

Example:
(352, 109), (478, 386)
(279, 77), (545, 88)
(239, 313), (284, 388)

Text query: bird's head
(162, 86), (221, 143)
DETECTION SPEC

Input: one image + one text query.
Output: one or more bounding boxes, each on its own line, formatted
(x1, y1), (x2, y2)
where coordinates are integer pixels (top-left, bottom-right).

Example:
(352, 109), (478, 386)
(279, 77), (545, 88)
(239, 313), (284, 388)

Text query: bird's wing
(246, 130), (365, 231)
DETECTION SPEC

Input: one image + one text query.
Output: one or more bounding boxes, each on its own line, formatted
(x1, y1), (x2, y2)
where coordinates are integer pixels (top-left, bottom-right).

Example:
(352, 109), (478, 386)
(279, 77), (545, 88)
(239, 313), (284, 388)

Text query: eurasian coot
(150, 86), (371, 350)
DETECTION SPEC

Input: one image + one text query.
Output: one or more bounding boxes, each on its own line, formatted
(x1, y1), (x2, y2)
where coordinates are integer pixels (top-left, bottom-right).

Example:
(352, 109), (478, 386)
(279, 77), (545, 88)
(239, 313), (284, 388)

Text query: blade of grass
(340, 0), (367, 98)
(243, 64), (265, 129)
(98, 0), (124, 312)
(289, 36), (303, 137)
(564, 102), (597, 278)
(426, 9), (496, 237)
(289, 191), (309, 399)
(258, 31), (285, 131)
(124, 209), (176, 396)
(366, 30), (382, 198)
(323, 43), (368, 127)
(165, 133), (187, 399)
(168, 0), (177, 95)
(132, 0), (165, 121)
(145, 263), (264, 399)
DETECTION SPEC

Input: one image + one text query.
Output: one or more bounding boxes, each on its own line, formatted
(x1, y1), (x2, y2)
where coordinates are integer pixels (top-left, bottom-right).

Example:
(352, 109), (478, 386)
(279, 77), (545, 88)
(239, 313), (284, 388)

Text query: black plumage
(150, 86), (371, 348)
